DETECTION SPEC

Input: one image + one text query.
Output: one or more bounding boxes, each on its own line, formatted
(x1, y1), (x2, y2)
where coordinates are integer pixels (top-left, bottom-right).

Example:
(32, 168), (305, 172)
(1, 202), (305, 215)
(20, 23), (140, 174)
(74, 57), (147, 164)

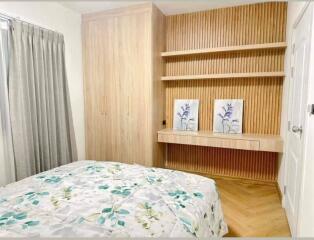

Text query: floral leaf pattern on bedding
(36, 175), (62, 184)
(14, 191), (50, 206)
(63, 187), (72, 200)
(86, 165), (105, 174)
(98, 184), (109, 190)
(193, 192), (203, 198)
(0, 160), (228, 237)
(0, 198), (7, 207)
(97, 205), (130, 227)
(110, 186), (132, 197)
(168, 190), (192, 209)
(146, 175), (163, 184)
(135, 202), (162, 230)
(23, 220), (39, 229)
(0, 211), (39, 231)
(0, 211), (25, 226)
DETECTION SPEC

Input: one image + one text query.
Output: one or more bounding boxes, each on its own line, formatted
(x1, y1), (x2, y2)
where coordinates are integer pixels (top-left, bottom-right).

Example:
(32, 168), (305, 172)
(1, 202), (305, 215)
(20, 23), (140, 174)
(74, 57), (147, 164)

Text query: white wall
(278, 0), (307, 201)
(0, 2), (85, 161)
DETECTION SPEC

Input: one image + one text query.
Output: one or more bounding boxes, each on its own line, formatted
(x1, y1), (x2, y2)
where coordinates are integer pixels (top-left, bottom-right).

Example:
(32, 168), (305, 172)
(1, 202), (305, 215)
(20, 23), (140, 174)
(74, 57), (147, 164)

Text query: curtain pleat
(0, 20), (15, 186)
(9, 21), (77, 180)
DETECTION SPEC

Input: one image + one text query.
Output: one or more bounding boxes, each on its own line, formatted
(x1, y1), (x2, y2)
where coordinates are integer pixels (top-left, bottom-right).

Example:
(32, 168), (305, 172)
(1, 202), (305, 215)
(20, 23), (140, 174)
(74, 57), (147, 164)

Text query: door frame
(284, 2), (313, 236)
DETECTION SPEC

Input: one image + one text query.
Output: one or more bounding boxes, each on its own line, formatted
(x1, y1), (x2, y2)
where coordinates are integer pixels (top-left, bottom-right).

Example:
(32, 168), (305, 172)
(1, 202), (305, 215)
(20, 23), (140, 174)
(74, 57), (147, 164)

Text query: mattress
(0, 160), (228, 237)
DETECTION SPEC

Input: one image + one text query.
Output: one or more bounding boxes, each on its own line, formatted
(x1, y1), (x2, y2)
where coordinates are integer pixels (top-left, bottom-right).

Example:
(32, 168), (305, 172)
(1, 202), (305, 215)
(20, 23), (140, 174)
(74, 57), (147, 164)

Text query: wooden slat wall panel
(166, 144), (278, 182)
(166, 2), (287, 51)
(165, 78), (283, 134)
(164, 2), (287, 182)
(165, 49), (285, 76)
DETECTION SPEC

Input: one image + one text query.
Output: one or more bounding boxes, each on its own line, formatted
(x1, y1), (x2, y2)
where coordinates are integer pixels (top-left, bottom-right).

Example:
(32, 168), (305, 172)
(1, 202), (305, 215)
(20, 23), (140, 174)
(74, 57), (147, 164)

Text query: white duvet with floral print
(0, 160), (228, 238)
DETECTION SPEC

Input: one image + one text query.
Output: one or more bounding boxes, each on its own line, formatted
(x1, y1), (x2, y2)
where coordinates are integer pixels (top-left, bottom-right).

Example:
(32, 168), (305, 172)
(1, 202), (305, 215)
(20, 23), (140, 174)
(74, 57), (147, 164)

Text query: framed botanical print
(213, 99), (243, 134)
(173, 99), (199, 131)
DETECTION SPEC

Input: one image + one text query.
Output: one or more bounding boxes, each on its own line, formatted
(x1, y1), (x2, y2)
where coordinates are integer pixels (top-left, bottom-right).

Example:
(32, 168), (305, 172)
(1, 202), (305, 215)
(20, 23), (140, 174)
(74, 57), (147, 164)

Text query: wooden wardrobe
(82, 3), (165, 166)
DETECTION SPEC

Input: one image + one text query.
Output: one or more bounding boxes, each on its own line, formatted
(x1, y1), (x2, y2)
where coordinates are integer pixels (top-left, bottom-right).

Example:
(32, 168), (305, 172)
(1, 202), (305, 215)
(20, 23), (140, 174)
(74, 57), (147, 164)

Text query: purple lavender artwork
(213, 99), (243, 134)
(173, 99), (199, 131)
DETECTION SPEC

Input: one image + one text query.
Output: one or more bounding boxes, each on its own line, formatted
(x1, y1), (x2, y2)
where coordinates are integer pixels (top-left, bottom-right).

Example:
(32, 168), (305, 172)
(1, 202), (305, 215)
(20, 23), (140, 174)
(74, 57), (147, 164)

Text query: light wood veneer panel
(152, 5), (166, 167)
(161, 72), (285, 81)
(158, 129), (283, 152)
(163, 2), (287, 181)
(166, 2), (287, 51)
(161, 42), (287, 57)
(165, 78), (283, 134)
(83, 3), (165, 167)
(164, 49), (285, 76)
(166, 144), (278, 182)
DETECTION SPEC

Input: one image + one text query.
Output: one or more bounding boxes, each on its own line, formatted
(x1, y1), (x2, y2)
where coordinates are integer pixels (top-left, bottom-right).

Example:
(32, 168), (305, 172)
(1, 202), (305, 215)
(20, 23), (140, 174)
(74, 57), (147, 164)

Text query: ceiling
(59, 0), (273, 16)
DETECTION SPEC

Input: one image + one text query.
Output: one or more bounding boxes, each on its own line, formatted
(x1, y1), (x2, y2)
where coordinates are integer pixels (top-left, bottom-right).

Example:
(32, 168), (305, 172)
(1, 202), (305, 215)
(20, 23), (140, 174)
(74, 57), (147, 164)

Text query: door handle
(292, 125), (302, 134)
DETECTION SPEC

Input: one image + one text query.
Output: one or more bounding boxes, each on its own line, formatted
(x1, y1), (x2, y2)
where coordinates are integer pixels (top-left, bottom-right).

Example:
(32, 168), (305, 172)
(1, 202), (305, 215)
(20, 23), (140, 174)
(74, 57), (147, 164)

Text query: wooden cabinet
(82, 3), (165, 166)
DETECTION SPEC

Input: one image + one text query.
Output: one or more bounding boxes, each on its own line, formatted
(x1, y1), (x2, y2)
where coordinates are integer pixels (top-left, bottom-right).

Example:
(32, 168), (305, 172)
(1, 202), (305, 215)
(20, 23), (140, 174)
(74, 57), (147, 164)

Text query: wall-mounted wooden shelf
(158, 129), (283, 153)
(161, 42), (287, 57)
(161, 72), (285, 81)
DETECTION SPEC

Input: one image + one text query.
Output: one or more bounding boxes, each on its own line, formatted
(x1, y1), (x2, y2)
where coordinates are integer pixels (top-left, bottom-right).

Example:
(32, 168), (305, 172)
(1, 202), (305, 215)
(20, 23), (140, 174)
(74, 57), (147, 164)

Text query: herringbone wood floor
(215, 178), (291, 237)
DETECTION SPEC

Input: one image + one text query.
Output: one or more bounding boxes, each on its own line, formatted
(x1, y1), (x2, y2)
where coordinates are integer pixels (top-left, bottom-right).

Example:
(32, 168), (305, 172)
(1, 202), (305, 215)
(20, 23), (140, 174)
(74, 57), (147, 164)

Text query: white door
(285, 4), (313, 236)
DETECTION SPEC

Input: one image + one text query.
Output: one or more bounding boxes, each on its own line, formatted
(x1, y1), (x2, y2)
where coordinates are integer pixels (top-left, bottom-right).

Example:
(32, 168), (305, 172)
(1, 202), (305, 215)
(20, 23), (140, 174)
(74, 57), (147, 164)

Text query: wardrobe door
(84, 17), (123, 161)
(116, 15), (131, 164)
(102, 17), (125, 162)
(83, 4), (165, 166)
(83, 20), (104, 160)
(117, 11), (153, 166)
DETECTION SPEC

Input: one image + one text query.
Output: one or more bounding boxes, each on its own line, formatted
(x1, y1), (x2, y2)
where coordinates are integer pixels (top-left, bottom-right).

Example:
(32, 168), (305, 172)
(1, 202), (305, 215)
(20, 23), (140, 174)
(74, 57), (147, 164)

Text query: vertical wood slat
(166, 2), (287, 51)
(165, 78), (283, 134)
(164, 2), (287, 182)
(165, 49), (285, 76)
(166, 144), (278, 182)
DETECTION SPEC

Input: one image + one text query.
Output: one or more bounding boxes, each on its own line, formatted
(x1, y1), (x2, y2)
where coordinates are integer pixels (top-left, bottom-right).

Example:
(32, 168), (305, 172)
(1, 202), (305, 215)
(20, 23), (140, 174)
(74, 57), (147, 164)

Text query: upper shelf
(158, 129), (283, 153)
(161, 72), (285, 81)
(161, 42), (287, 57)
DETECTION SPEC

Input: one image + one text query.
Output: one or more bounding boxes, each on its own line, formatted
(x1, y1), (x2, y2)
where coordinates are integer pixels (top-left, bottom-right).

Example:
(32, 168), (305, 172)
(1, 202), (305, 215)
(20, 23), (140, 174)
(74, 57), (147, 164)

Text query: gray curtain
(8, 21), (77, 180)
(0, 19), (15, 185)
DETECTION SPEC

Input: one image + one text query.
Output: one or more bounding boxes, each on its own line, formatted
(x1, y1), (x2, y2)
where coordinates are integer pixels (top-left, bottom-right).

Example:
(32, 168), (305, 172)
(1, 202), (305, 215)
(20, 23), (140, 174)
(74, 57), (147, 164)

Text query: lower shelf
(157, 129), (283, 153)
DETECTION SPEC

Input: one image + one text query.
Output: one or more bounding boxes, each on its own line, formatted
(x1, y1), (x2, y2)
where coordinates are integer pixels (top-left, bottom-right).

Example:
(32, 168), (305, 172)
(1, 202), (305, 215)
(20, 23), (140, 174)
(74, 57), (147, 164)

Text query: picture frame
(173, 99), (199, 131)
(213, 99), (243, 134)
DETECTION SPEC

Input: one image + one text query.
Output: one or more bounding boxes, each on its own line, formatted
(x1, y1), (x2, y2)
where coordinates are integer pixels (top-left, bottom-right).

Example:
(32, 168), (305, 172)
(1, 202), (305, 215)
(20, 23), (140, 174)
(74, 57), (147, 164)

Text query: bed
(0, 160), (228, 237)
